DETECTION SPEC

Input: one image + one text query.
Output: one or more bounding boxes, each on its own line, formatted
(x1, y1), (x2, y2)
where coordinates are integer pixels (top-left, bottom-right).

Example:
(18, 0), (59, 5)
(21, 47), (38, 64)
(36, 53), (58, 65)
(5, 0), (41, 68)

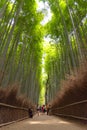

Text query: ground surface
(0, 113), (86, 130)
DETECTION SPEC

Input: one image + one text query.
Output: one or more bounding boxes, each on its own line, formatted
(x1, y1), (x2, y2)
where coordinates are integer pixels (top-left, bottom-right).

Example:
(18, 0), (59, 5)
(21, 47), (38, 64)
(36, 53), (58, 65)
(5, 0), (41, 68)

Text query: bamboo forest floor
(0, 113), (86, 130)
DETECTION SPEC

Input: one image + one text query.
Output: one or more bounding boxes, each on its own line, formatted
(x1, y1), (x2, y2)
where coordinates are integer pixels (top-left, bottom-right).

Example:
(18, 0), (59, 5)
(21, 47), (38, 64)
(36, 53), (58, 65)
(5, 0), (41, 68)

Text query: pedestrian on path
(47, 104), (51, 115)
(37, 105), (40, 116)
(28, 108), (33, 118)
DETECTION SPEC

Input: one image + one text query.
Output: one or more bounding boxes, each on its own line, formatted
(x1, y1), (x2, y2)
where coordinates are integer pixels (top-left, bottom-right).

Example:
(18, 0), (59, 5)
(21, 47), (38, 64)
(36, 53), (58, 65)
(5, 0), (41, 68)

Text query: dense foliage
(44, 0), (87, 102)
(0, 0), (44, 104)
(0, 0), (87, 104)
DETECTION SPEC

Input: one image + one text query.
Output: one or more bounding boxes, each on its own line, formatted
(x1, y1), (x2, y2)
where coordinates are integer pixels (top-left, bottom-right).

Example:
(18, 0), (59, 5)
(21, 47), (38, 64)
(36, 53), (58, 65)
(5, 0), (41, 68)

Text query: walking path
(0, 113), (86, 130)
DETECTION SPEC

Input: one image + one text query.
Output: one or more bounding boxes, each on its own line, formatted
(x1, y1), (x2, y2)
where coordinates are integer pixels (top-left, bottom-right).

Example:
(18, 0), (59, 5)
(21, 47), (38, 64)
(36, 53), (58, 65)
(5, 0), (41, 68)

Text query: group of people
(37, 104), (51, 115)
(28, 104), (51, 118)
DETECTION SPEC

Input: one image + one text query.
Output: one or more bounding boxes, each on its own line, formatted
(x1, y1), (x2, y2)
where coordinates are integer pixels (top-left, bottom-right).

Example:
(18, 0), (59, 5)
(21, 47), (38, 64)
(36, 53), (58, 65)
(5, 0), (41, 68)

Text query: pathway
(0, 113), (86, 130)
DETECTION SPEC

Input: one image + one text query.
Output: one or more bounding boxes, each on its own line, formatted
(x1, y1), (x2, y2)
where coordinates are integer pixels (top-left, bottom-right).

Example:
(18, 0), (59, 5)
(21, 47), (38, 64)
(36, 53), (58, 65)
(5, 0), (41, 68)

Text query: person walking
(28, 108), (33, 118)
(47, 104), (51, 115)
(37, 105), (40, 116)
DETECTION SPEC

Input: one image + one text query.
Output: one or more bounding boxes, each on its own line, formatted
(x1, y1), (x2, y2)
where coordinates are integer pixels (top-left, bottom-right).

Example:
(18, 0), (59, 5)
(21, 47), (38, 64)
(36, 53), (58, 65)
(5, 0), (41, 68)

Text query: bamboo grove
(0, 0), (87, 105)
(44, 0), (87, 102)
(0, 0), (44, 104)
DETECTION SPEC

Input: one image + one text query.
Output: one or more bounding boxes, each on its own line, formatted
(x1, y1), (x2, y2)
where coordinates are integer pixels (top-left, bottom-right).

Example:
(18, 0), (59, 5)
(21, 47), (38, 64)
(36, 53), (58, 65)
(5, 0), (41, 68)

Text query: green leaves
(43, 0), (87, 101)
(0, 0), (87, 103)
(0, 0), (45, 104)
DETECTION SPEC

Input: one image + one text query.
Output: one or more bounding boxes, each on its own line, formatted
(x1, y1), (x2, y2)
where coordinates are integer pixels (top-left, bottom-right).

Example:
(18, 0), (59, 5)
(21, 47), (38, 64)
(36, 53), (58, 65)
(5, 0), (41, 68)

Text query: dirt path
(0, 113), (86, 130)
